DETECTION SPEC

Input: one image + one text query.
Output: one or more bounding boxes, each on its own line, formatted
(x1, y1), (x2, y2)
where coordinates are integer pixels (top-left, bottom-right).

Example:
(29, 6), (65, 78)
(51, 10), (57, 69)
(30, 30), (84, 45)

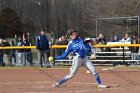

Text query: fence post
(53, 48), (56, 66)
(122, 46), (125, 64)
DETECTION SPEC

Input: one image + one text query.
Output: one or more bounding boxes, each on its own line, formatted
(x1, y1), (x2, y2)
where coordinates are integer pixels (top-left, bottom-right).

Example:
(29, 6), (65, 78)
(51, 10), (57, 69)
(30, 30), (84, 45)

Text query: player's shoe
(53, 82), (60, 87)
(98, 84), (108, 88)
(47, 66), (51, 68)
(86, 70), (91, 74)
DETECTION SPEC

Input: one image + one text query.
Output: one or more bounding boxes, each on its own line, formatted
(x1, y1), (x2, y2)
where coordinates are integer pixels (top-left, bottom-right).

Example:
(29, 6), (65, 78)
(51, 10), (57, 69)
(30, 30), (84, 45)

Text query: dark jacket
(130, 39), (139, 53)
(23, 40), (31, 52)
(0, 43), (3, 53)
(57, 40), (68, 45)
(130, 47), (139, 53)
(3, 42), (10, 54)
(36, 35), (49, 50)
(98, 38), (106, 44)
(10, 44), (16, 54)
(17, 40), (24, 52)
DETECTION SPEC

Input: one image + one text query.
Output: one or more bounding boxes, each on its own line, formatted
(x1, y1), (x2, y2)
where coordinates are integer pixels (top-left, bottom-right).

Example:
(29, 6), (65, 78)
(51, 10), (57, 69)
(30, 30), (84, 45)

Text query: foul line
(0, 81), (97, 85)
(23, 89), (99, 93)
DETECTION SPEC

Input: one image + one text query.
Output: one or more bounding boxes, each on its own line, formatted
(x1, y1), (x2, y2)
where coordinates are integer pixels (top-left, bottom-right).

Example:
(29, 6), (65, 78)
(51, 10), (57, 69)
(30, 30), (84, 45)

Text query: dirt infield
(0, 66), (140, 93)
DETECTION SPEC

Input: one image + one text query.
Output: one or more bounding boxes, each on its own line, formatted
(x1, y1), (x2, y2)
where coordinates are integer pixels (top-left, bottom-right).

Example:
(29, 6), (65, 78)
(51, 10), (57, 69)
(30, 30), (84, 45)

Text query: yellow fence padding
(0, 44), (140, 49)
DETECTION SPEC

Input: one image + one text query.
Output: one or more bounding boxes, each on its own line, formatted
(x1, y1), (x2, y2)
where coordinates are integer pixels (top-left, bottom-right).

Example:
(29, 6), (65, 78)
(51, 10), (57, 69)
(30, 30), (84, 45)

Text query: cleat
(98, 84), (108, 88)
(53, 82), (60, 87)
(39, 67), (43, 69)
(47, 66), (51, 68)
(86, 70), (91, 74)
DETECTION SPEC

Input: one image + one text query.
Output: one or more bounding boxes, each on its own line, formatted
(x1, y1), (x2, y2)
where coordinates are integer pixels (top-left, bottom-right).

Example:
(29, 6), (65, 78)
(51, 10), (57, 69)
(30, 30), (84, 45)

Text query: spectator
(61, 35), (69, 45)
(36, 29), (51, 68)
(131, 33), (137, 41)
(9, 40), (16, 65)
(61, 35), (69, 51)
(0, 39), (4, 66)
(121, 33), (131, 42)
(57, 37), (62, 45)
(2, 39), (11, 66)
(23, 38), (33, 66)
(57, 36), (69, 55)
(56, 37), (63, 56)
(84, 38), (96, 54)
(96, 34), (107, 52)
(97, 34), (106, 45)
(111, 35), (120, 42)
(17, 36), (24, 66)
(129, 34), (139, 62)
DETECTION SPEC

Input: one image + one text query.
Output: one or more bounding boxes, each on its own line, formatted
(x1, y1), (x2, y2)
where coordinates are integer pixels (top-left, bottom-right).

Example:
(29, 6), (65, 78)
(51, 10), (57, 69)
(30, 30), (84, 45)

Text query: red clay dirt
(0, 66), (140, 93)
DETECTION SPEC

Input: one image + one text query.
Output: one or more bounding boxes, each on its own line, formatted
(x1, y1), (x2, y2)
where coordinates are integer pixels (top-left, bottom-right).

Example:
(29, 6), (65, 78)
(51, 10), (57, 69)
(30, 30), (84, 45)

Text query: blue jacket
(54, 37), (89, 60)
(36, 35), (49, 50)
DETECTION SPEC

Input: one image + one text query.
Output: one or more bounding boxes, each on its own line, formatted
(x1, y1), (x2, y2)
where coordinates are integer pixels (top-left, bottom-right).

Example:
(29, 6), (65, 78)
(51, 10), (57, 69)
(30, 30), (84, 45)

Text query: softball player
(51, 29), (108, 88)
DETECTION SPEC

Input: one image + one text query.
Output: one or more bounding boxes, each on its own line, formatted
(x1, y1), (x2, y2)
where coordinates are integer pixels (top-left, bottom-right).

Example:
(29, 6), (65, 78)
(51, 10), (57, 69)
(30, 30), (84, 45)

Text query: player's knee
(89, 69), (97, 75)
(69, 74), (74, 79)
(92, 70), (97, 74)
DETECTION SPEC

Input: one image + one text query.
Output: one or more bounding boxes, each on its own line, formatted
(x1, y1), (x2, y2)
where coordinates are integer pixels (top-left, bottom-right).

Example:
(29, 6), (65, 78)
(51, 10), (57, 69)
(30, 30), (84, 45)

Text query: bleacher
(54, 42), (140, 66)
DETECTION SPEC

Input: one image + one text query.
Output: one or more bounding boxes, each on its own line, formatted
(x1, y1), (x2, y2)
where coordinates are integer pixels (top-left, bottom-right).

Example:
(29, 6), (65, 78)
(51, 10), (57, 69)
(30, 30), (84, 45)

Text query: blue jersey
(84, 43), (94, 55)
(54, 37), (88, 60)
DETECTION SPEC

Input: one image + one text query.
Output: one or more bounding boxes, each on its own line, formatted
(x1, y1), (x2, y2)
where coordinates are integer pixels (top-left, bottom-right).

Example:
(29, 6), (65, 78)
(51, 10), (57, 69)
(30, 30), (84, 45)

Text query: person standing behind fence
(17, 36), (24, 66)
(97, 34), (106, 45)
(0, 39), (4, 66)
(36, 29), (51, 68)
(129, 34), (139, 63)
(111, 35), (120, 42)
(56, 36), (69, 55)
(121, 33), (131, 42)
(2, 39), (11, 66)
(9, 40), (16, 65)
(61, 35), (69, 53)
(23, 38), (33, 66)
(56, 37), (63, 56)
(96, 34), (107, 54)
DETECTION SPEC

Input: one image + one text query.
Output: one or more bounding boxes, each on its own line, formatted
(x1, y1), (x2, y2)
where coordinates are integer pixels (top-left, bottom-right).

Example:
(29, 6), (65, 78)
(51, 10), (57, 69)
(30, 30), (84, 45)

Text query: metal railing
(0, 44), (140, 66)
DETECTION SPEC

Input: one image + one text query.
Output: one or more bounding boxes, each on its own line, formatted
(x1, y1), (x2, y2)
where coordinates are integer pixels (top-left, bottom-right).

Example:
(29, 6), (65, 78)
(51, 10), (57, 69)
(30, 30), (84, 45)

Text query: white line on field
(0, 81), (97, 85)
(0, 81), (54, 85)
(22, 85), (140, 93)
(114, 70), (140, 72)
(70, 82), (97, 85)
(39, 68), (70, 70)
(22, 89), (99, 93)
(40, 67), (140, 72)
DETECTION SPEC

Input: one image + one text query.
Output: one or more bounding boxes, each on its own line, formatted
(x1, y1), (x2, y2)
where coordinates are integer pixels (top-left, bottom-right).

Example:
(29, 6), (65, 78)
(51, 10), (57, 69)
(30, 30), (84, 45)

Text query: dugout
(95, 16), (140, 42)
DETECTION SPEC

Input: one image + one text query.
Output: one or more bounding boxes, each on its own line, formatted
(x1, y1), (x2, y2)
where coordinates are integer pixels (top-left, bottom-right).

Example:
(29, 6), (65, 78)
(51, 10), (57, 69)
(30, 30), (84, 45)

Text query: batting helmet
(67, 29), (77, 36)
